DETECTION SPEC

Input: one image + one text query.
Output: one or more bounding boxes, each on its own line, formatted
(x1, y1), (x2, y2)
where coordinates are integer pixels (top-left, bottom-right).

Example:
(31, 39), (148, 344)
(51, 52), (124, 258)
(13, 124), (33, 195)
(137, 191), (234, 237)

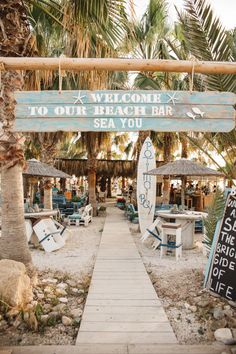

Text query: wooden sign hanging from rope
(14, 90), (235, 132)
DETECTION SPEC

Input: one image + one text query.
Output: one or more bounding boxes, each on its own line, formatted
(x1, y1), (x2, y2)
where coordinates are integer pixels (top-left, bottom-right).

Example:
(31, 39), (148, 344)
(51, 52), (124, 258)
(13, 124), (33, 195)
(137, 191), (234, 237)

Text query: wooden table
(157, 210), (207, 249)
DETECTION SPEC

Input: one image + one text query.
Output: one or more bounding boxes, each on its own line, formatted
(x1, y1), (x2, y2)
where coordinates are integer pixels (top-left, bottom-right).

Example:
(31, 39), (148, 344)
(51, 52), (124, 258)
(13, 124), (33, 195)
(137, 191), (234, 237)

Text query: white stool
(160, 223), (182, 261)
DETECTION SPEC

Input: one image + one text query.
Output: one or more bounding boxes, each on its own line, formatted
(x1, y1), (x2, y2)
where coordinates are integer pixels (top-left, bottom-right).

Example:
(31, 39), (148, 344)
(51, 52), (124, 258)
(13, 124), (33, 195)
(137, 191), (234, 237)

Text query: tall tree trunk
(0, 71), (32, 266)
(136, 131), (150, 160)
(107, 147), (112, 198)
(0, 164), (32, 265)
(44, 180), (53, 209)
(180, 133), (188, 158)
(87, 155), (97, 215)
(0, 1), (35, 266)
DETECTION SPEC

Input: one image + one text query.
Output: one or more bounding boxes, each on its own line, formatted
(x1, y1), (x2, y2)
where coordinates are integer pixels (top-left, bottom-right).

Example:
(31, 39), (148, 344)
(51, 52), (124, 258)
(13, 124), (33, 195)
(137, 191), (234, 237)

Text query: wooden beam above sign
(14, 90), (235, 132)
(1, 57), (236, 74)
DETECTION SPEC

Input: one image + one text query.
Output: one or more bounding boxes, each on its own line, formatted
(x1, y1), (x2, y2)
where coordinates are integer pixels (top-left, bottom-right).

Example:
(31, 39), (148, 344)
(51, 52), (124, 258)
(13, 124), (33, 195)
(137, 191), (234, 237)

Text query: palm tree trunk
(0, 164), (32, 265)
(0, 1), (35, 266)
(180, 134), (188, 158)
(44, 180), (53, 209)
(136, 131), (150, 160)
(107, 148), (112, 198)
(87, 155), (97, 216)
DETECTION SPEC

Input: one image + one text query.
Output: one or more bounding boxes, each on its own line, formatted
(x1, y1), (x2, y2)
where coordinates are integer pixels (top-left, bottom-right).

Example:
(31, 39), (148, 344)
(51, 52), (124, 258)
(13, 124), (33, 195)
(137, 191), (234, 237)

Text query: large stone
(62, 315), (72, 326)
(0, 260), (33, 307)
(214, 328), (235, 344)
(70, 308), (83, 318)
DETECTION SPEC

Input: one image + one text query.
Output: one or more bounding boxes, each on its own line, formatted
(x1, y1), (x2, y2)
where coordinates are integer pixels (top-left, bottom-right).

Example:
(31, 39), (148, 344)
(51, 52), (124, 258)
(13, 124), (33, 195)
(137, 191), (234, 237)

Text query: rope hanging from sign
(0, 62), (5, 97)
(190, 60), (195, 93)
(58, 54), (66, 93)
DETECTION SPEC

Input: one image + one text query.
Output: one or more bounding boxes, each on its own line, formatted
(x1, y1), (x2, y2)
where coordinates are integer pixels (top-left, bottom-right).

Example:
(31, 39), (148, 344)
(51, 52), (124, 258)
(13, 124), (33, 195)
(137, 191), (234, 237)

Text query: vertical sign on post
(205, 190), (236, 301)
(137, 137), (156, 235)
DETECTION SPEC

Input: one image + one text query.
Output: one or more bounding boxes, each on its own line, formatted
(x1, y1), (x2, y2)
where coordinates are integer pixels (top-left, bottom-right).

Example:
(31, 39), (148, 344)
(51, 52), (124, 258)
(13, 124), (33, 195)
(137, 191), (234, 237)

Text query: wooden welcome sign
(14, 90), (235, 132)
(205, 190), (236, 301)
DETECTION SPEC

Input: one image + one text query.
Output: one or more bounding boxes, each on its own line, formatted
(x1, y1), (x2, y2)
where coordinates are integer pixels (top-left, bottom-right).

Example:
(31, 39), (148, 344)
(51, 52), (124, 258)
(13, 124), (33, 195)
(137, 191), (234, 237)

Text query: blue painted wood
(14, 90), (236, 132)
(15, 104), (234, 119)
(15, 90), (236, 105)
(14, 117), (235, 132)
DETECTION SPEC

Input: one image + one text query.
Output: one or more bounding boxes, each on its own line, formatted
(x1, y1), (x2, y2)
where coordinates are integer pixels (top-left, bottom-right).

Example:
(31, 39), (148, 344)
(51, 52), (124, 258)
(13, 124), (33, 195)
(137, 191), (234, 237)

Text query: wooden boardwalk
(76, 207), (177, 345)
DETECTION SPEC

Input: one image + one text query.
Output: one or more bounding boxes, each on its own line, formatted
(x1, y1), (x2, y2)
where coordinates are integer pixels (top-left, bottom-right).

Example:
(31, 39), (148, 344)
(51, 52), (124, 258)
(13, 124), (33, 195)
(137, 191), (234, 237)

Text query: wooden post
(0, 57), (235, 74)
(181, 176), (187, 209)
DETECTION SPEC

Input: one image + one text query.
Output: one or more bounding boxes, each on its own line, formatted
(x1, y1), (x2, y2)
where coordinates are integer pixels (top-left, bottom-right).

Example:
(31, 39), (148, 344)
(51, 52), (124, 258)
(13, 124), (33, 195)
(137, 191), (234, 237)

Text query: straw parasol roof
(145, 158), (225, 178)
(54, 158), (166, 178)
(23, 159), (71, 178)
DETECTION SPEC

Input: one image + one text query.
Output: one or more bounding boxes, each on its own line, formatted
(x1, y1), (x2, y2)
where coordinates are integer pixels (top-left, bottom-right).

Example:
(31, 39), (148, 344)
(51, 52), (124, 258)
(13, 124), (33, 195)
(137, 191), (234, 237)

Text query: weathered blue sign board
(14, 90), (235, 132)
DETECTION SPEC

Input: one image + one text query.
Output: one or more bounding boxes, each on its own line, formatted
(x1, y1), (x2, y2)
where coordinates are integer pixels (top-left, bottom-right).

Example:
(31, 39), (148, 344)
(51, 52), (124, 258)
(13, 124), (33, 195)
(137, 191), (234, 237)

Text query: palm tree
(0, 0), (35, 265)
(0, 0), (130, 264)
(178, 0), (236, 181)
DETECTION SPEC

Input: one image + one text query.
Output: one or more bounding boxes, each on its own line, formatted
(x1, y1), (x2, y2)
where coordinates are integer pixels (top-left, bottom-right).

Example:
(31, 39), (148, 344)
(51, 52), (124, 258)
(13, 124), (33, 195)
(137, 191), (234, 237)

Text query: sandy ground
(131, 225), (235, 344)
(31, 215), (105, 276)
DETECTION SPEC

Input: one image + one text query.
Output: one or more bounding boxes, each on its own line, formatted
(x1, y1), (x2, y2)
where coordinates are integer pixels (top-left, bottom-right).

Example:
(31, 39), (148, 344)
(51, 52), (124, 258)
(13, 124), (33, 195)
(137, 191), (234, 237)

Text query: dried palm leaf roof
(54, 158), (165, 178)
(23, 159), (71, 178)
(146, 159), (225, 177)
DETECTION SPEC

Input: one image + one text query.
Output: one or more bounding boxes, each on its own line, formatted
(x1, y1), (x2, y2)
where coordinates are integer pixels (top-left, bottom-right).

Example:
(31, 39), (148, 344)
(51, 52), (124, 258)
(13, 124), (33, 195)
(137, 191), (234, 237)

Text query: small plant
(50, 297), (59, 306)
(34, 303), (43, 321)
(203, 188), (225, 256)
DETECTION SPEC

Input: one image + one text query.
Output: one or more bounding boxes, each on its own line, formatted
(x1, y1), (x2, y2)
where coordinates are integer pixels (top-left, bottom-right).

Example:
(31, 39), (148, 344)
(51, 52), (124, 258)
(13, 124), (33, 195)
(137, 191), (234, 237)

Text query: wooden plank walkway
(76, 207), (177, 345)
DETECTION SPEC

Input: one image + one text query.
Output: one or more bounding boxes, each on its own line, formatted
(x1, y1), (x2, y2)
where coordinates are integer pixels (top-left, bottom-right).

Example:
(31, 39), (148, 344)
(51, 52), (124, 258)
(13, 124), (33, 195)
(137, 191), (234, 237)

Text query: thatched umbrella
(24, 159), (71, 179)
(146, 158), (225, 207)
(23, 159), (71, 208)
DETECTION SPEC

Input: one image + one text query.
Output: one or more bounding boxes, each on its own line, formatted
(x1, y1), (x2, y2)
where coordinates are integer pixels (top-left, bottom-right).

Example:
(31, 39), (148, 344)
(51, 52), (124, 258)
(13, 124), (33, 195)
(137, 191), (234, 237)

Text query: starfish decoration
(167, 92), (179, 105)
(73, 91), (86, 104)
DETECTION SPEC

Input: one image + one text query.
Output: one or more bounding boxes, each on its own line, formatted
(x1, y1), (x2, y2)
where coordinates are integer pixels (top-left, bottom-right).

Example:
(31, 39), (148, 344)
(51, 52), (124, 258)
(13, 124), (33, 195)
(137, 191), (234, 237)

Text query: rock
(53, 303), (67, 313)
(213, 307), (225, 320)
(44, 286), (53, 294)
(190, 305), (197, 313)
(184, 302), (191, 309)
(67, 280), (77, 287)
(197, 299), (210, 308)
(40, 315), (49, 324)
(58, 297), (68, 303)
(232, 329), (236, 339)
(214, 328), (235, 344)
(224, 305), (231, 311)
(0, 259), (33, 307)
(224, 308), (233, 317)
(210, 319), (228, 332)
(48, 311), (61, 320)
(57, 282), (68, 289)
(77, 298), (84, 305)
(23, 312), (30, 321)
(37, 292), (44, 300)
(43, 304), (53, 313)
(71, 288), (79, 294)
(41, 278), (57, 285)
(55, 288), (67, 296)
(78, 289), (85, 295)
(0, 320), (8, 329)
(70, 308), (83, 318)
(62, 315), (72, 326)
(13, 318), (22, 328)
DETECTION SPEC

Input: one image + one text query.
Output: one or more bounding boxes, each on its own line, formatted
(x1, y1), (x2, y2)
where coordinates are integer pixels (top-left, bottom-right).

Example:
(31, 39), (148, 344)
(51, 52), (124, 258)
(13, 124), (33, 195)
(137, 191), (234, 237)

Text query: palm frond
(179, 0), (235, 92)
